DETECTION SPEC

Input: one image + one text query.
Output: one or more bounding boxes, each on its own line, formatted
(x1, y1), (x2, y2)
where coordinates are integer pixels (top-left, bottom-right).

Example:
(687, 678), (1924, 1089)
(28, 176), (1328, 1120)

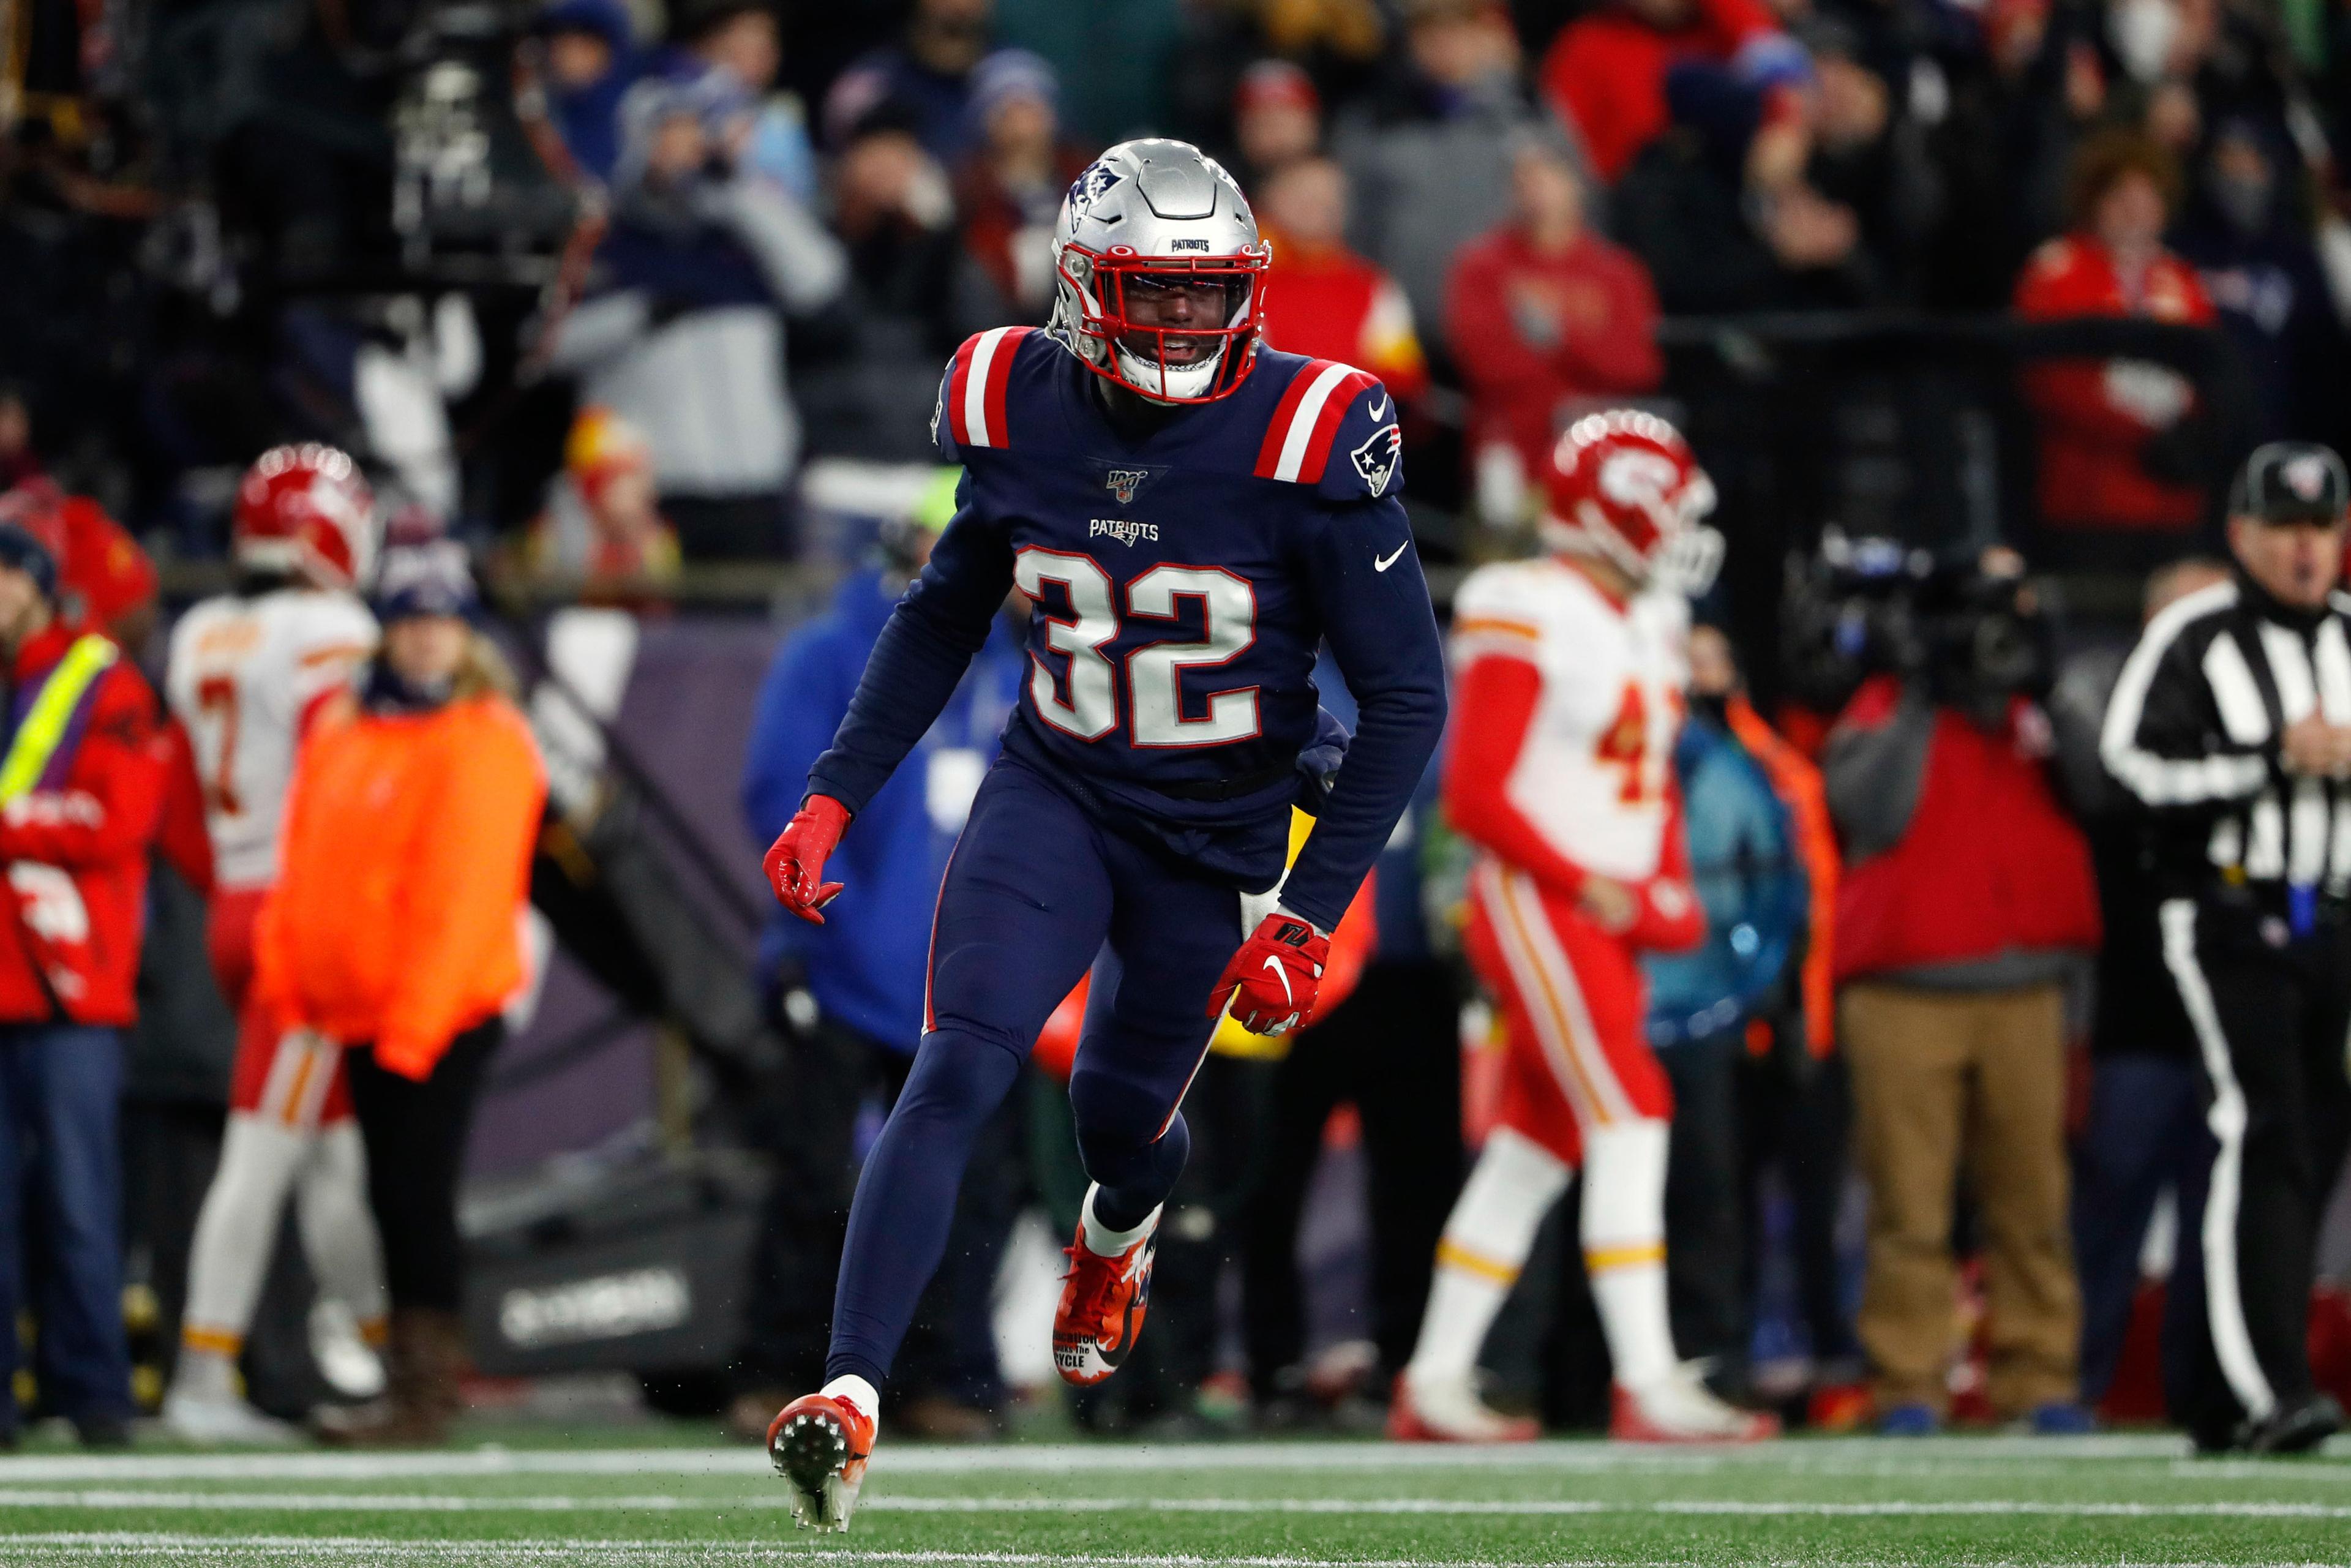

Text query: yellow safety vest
(0, 634), (119, 803)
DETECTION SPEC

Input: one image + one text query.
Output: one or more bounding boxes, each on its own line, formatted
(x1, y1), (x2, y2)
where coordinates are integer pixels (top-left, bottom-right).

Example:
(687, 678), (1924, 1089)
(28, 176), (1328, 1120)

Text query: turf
(0, 1433), (2347, 1566)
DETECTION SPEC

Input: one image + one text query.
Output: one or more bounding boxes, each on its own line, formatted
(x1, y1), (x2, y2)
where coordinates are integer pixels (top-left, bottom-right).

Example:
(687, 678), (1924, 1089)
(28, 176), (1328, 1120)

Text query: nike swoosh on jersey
(1375, 542), (1408, 572)
(1368, 392), (1390, 421)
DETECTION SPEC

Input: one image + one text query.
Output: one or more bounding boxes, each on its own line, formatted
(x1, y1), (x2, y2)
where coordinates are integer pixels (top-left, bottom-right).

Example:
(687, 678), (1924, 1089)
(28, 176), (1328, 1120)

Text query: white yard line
(2, 1490), (2351, 1520)
(0, 1537), (2347, 1568)
(2, 1435), (2343, 1484)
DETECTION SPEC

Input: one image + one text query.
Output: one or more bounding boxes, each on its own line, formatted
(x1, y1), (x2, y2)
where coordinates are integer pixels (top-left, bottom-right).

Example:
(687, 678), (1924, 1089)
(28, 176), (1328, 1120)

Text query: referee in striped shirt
(2100, 441), (2351, 1454)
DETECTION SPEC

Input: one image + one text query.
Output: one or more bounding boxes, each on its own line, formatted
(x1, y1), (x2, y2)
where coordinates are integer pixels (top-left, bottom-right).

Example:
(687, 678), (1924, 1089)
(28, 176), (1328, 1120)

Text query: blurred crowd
(9, 0), (2351, 568)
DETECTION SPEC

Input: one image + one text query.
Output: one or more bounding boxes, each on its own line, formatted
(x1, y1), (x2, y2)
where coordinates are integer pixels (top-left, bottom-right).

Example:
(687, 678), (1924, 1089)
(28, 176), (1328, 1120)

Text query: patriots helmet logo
(1350, 424), (1403, 498)
(1067, 162), (1125, 222)
(1106, 468), (1147, 505)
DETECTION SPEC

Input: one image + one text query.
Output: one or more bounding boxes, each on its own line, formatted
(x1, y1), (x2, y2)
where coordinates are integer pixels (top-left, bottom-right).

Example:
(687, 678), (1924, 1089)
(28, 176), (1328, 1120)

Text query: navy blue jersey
(808, 326), (1446, 931)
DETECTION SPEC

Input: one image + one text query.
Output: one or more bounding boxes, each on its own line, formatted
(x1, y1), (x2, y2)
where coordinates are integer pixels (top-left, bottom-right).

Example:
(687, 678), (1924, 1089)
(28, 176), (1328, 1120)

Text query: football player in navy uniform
(759, 140), (1445, 1528)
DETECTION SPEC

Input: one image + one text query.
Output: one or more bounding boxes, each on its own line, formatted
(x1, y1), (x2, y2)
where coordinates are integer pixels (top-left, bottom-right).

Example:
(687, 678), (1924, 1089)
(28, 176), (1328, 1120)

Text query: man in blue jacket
(1644, 625), (1809, 1397)
(733, 471), (1026, 1439)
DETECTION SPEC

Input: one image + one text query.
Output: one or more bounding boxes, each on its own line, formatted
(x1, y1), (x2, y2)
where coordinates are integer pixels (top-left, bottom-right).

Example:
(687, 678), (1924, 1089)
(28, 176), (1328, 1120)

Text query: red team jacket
(1445, 227), (1664, 482)
(2013, 235), (2217, 533)
(0, 622), (168, 1026)
(1831, 676), (2099, 983)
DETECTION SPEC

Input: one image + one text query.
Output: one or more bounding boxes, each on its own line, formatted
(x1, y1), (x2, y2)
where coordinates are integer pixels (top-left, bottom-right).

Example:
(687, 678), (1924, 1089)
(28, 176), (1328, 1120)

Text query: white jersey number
(1013, 550), (1261, 748)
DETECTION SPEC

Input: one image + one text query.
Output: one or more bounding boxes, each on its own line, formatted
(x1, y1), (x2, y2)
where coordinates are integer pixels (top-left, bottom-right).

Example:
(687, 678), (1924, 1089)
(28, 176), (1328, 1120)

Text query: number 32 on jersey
(1014, 547), (1258, 749)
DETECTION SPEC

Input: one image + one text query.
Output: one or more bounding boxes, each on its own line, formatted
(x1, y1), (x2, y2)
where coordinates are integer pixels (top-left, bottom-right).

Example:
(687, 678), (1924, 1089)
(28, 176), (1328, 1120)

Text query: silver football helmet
(1049, 138), (1271, 404)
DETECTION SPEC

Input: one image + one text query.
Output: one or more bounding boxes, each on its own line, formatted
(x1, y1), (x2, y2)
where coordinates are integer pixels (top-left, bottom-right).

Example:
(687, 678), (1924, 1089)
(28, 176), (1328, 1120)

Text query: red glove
(1205, 912), (1330, 1037)
(763, 795), (850, 925)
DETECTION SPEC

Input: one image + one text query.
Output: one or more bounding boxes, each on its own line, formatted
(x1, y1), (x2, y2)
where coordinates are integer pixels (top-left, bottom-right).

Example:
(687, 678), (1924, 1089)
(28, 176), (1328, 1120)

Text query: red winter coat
(1831, 677), (2099, 983)
(1445, 225), (1663, 480)
(0, 622), (168, 1026)
(1259, 234), (1430, 399)
(1540, 0), (1784, 183)
(2013, 235), (2217, 533)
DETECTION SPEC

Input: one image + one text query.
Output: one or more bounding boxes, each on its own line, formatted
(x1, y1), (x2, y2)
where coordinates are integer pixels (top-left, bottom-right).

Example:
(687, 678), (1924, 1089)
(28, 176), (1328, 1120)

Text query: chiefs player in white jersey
(162, 445), (389, 1442)
(1391, 412), (1776, 1444)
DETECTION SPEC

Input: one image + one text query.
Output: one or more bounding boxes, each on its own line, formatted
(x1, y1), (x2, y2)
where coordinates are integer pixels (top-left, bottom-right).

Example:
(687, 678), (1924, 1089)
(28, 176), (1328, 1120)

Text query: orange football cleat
(767, 1389), (876, 1531)
(1052, 1217), (1158, 1387)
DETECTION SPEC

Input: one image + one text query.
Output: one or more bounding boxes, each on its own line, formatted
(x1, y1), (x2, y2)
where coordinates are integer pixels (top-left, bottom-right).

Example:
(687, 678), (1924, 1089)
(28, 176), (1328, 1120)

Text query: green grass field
(1, 1431), (2349, 1566)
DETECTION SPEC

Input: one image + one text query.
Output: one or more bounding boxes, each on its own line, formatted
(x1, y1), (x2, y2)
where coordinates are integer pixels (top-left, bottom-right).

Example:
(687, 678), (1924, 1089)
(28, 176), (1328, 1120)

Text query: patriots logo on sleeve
(1350, 424), (1403, 498)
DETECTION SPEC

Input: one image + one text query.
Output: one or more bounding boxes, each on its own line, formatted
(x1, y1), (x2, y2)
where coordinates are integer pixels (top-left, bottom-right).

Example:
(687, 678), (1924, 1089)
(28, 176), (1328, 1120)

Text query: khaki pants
(1843, 981), (2080, 1416)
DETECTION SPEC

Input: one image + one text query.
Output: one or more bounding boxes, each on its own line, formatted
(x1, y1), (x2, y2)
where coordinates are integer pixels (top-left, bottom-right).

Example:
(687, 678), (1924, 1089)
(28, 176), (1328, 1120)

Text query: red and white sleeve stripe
(945, 326), (1035, 451)
(1253, 359), (1378, 484)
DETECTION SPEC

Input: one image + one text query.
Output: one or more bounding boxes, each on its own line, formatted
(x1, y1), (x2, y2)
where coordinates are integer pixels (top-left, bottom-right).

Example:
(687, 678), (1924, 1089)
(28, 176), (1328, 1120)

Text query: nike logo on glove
(1261, 954), (1293, 1003)
(1375, 543), (1408, 572)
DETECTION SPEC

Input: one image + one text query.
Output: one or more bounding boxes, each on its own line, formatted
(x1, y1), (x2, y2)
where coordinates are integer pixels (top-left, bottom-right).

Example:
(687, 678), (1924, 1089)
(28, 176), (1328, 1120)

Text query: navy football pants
(826, 759), (1243, 1391)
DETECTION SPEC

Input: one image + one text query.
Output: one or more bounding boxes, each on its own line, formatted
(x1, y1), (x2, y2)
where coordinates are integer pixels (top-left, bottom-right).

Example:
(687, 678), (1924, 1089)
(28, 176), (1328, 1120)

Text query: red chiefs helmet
(232, 444), (377, 591)
(1541, 411), (1722, 593)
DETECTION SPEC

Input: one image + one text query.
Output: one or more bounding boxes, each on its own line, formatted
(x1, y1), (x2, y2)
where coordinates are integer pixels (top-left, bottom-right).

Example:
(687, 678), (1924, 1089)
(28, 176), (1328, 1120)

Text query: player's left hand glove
(763, 794), (850, 925)
(1206, 912), (1329, 1036)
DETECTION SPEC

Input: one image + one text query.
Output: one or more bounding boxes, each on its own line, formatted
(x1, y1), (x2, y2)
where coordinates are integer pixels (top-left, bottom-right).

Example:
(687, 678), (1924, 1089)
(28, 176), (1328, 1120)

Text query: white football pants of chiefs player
(175, 890), (388, 1394)
(1406, 862), (1679, 1397)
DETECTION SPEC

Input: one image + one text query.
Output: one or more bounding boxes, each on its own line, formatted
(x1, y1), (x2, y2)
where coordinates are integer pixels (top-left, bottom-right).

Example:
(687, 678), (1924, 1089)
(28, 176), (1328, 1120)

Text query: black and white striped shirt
(2100, 573), (2351, 906)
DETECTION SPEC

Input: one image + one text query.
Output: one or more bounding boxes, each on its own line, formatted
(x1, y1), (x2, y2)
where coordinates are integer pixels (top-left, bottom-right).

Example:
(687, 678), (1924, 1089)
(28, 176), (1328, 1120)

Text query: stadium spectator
(1616, 66), (1879, 312)
(2169, 119), (2350, 449)
(1644, 625), (1812, 1392)
(1334, 0), (1573, 354)
(797, 108), (991, 462)
(1537, 0), (1809, 186)
(534, 0), (643, 184)
(2013, 131), (2217, 541)
(2046, 555), (2229, 1412)
(1229, 59), (1325, 188)
(822, 0), (995, 161)
(1444, 138), (1662, 497)
(1256, 158), (1428, 397)
(672, 0), (820, 204)
(0, 506), (167, 1448)
(548, 68), (847, 560)
(1823, 547), (2100, 1434)
(522, 407), (681, 599)
(734, 472), (1027, 1441)
(956, 50), (1086, 324)
(1799, 18), (1944, 305)
(256, 542), (546, 1446)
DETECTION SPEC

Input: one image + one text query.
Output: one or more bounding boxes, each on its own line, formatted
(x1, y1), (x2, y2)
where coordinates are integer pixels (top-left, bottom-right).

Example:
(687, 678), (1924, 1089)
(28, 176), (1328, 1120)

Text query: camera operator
(2098, 442), (2351, 1454)
(1819, 543), (2101, 1434)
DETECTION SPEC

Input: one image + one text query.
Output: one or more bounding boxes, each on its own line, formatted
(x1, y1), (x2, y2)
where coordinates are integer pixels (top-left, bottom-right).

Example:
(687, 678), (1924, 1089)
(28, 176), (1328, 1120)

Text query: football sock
(1406, 1127), (1570, 1384)
(180, 1112), (309, 1351)
(825, 1025), (1024, 1392)
(296, 1121), (389, 1336)
(1079, 1105), (1191, 1234)
(170, 1345), (240, 1403)
(819, 1373), (880, 1428)
(1582, 1117), (1677, 1390)
(1079, 1184), (1161, 1256)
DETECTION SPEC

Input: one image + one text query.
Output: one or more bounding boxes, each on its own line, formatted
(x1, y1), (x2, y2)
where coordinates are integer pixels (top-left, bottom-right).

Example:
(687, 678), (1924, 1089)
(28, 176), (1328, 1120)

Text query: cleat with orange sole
(767, 1391), (876, 1531)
